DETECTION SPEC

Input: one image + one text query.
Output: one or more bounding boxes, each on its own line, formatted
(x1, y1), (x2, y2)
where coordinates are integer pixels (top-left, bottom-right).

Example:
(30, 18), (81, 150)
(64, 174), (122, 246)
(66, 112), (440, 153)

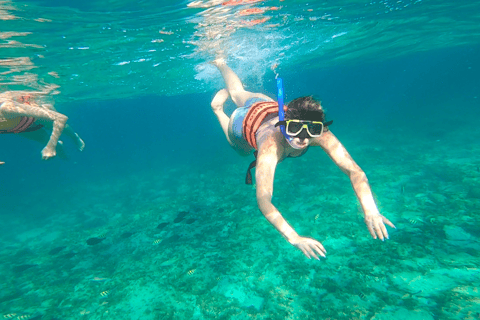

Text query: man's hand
(0, 161), (4, 165)
(289, 235), (327, 260)
(364, 212), (395, 241)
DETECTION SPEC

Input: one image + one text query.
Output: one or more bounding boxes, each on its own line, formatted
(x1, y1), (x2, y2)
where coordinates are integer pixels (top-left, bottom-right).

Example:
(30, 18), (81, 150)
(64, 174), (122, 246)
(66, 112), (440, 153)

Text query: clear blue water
(1, 0), (480, 319)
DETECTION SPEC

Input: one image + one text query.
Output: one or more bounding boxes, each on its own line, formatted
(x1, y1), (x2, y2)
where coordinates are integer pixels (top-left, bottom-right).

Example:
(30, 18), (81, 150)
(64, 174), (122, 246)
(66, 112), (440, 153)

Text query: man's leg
(40, 103), (85, 151)
(212, 58), (272, 107)
(62, 124), (85, 151)
(19, 129), (68, 159)
(211, 88), (232, 146)
(1, 101), (67, 159)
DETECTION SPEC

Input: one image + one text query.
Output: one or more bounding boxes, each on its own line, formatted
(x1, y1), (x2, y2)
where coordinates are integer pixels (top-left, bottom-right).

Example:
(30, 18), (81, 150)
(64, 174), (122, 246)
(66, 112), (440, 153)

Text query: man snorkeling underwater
(211, 58), (395, 260)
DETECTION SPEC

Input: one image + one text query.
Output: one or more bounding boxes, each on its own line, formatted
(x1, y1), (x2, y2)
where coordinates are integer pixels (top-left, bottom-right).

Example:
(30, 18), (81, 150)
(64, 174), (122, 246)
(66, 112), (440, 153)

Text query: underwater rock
(156, 222), (169, 230)
(214, 278), (264, 311)
(219, 222), (236, 238)
(371, 307), (434, 320)
(185, 218), (196, 224)
(444, 225), (474, 242)
(48, 246), (67, 255)
(12, 264), (38, 273)
(86, 237), (105, 246)
(62, 252), (77, 259)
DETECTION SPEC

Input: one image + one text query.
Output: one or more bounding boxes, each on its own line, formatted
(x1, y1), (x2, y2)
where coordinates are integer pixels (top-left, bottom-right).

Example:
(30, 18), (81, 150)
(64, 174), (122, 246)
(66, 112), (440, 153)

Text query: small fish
(314, 214), (320, 222)
(153, 239), (162, 245)
(86, 237), (105, 246)
(187, 269), (196, 275)
(90, 277), (110, 283)
(120, 232), (134, 239)
(49, 246), (67, 255)
(100, 290), (110, 297)
(156, 222), (169, 230)
(62, 252), (77, 259)
(185, 218), (196, 224)
(409, 219), (418, 225)
(177, 211), (189, 219)
(358, 292), (366, 300)
(3, 314), (17, 319)
(13, 264), (38, 273)
(173, 216), (184, 223)
(16, 315), (31, 320)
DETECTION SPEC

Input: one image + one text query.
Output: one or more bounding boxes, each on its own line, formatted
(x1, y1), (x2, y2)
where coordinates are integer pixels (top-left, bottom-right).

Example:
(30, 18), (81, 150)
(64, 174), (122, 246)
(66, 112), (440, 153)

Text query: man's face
(289, 132), (311, 149)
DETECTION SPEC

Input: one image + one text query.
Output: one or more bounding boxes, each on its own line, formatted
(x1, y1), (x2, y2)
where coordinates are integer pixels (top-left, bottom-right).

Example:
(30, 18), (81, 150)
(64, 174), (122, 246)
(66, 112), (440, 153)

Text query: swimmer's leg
(211, 89), (233, 146)
(212, 58), (272, 107)
(1, 100), (67, 160)
(41, 103), (85, 151)
(18, 129), (68, 160)
(62, 124), (85, 151)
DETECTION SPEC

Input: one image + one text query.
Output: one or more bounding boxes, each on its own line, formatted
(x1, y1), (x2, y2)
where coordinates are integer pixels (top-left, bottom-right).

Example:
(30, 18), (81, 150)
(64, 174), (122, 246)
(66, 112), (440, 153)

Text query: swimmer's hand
(289, 235), (326, 260)
(364, 212), (395, 241)
(0, 161), (4, 165)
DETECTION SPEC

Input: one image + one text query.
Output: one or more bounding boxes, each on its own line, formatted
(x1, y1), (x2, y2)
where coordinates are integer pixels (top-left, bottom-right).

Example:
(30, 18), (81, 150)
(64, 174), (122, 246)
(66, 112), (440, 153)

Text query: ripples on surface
(1, 0), (479, 101)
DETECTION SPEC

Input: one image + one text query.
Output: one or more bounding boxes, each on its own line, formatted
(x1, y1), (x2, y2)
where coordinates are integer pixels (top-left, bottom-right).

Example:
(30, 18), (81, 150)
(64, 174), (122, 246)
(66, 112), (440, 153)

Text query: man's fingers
(315, 241), (326, 253)
(314, 244), (326, 257)
(383, 217), (396, 229)
(368, 223), (377, 239)
(379, 223), (389, 240)
(305, 246), (319, 260)
(300, 247), (311, 259)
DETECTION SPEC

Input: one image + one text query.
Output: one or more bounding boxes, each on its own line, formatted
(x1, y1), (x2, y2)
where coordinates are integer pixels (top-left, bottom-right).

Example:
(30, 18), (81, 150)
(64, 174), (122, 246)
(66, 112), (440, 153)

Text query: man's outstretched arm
(315, 131), (395, 240)
(256, 137), (326, 259)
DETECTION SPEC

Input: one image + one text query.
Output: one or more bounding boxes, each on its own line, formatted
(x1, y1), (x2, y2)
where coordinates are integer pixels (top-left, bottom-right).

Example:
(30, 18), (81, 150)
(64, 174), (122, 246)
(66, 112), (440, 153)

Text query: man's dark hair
(285, 96), (325, 122)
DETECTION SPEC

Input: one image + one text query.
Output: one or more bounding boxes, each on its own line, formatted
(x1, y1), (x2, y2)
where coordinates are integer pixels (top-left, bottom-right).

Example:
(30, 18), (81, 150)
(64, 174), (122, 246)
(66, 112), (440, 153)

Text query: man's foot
(41, 145), (57, 160)
(212, 57), (226, 68)
(75, 133), (85, 151)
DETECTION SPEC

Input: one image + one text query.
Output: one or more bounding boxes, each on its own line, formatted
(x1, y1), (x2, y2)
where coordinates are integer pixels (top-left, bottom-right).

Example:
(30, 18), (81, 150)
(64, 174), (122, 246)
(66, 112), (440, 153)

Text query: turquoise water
(1, 0), (480, 319)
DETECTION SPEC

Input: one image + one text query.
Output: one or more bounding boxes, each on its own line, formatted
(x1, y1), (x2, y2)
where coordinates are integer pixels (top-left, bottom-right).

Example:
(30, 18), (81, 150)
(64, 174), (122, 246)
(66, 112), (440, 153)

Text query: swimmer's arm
(314, 131), (379, 216)
(255, 139), (299, 243)
(315, 131), (395, 240)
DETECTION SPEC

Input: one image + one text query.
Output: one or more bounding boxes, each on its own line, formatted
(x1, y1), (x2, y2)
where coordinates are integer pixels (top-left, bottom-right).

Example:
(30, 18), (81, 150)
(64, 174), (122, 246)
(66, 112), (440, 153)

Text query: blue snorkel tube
(276, 78), (290, 142)
(277, 77), (300, 148)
